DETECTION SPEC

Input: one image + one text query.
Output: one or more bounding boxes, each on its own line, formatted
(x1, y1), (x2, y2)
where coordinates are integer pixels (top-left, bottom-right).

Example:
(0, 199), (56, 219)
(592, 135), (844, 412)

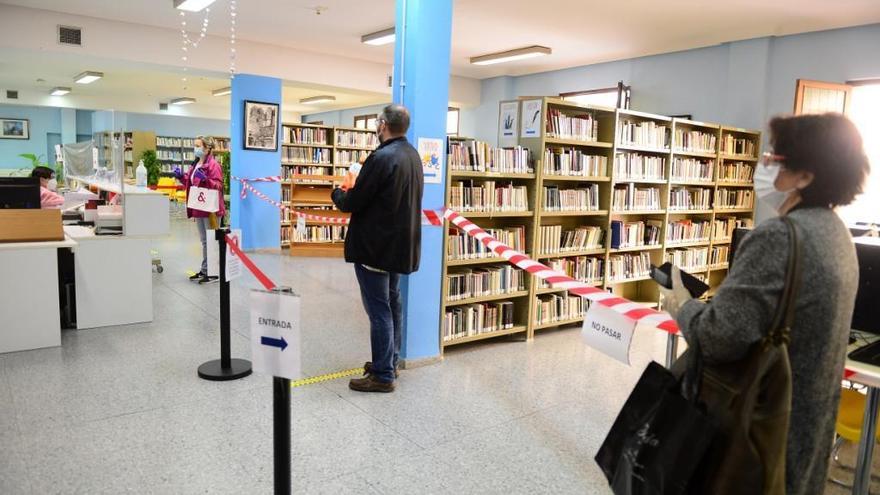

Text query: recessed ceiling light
(171, 97), (196, 105)
(173, 0), (216, 12)
(470, 46), (552, 66)
(212, 87), (231, 97)
(50, 87), (71, 96)
(74, 71), (104, 84)
(361, 28), (395, 46)
(300, 95), (336, 105)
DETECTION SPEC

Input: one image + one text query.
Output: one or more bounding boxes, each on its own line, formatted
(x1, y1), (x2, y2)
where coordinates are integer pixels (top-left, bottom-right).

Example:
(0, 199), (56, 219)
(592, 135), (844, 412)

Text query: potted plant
(140, 149), (161, 187)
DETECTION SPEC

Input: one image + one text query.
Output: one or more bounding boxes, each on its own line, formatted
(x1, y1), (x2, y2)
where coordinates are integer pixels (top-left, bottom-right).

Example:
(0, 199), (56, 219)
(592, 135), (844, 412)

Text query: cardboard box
(0, 209), (64, 243)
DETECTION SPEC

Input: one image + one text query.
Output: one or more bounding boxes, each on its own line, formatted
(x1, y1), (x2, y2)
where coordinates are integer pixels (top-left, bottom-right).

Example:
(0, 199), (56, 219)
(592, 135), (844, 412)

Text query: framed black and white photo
(0, 118), (29, 140)
(243, 100), (279, 151)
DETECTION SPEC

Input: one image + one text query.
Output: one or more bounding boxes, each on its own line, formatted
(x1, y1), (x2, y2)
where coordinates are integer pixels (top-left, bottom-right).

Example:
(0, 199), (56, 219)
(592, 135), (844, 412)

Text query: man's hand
(340, 171), (356, 192)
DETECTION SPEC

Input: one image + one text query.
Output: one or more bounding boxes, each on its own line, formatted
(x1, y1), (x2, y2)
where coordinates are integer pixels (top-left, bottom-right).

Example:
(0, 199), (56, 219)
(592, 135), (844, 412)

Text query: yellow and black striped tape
(290, 367), (363, 388)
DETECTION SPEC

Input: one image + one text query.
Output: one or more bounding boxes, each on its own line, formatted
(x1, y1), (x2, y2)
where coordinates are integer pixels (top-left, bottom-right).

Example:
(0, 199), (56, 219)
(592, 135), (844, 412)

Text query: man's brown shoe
(349, 375), (395, 393)
(364, 361), (399, 379)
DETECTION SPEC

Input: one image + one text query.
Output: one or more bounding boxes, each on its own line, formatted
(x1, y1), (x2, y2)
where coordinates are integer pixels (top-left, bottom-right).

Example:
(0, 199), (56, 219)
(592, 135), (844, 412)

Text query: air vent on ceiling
(159, 103), (169, 111)
(58, 25), (82, 46)
(6, 90), (18, 99)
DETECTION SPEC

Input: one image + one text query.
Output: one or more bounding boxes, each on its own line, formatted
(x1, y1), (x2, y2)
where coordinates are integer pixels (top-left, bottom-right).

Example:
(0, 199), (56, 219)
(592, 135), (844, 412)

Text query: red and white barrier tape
(225, 234), (277, 291)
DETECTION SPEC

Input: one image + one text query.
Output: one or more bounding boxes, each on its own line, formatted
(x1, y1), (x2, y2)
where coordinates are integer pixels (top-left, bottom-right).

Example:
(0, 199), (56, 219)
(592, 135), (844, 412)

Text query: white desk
(844, 333), (880, 495)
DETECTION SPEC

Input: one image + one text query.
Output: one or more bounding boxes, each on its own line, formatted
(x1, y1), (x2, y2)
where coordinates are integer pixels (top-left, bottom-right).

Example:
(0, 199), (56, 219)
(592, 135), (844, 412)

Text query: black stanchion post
(198, 227), (253, 381)
(273, 375), (291, 495)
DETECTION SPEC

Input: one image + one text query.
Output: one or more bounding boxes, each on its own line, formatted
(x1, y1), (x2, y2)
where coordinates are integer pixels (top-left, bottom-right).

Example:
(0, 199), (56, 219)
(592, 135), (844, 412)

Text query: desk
(844, 332), (880, 495)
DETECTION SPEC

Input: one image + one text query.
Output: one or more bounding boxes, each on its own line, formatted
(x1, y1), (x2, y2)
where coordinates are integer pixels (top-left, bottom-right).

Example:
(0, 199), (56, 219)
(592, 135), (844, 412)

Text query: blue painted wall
(302, 103), (387, 127)
(0, 104), (63, 170)
(230, 74), (282, 250)
(76, 109), (93, 136)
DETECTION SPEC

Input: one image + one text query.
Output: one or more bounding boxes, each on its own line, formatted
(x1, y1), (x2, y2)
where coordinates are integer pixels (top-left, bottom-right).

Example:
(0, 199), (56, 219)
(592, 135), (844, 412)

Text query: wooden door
(793, 79), (853, 115)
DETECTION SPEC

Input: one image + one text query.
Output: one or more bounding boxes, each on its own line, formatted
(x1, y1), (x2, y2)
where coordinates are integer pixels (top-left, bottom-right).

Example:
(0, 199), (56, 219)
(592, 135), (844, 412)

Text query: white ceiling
(2, 0), (879, 80)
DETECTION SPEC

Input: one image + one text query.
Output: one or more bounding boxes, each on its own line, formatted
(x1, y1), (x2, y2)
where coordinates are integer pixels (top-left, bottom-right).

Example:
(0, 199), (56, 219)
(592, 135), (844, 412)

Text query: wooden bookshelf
(94, 130), (156, 178)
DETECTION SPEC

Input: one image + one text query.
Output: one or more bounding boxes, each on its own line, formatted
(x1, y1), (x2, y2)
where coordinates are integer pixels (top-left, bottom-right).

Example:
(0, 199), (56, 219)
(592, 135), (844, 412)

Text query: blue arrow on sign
(261, 336), (288, 351)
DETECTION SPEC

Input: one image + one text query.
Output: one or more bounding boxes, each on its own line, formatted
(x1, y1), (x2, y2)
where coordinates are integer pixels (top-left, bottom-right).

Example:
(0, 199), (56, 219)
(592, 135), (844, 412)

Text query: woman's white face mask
(47, 178), (58, 191)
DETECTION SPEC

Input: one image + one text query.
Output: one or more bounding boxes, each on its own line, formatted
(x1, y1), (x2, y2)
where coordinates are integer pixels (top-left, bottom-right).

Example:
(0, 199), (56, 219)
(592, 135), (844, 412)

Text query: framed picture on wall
(0, 118), (29, 140)
(243, 100), (279, 151)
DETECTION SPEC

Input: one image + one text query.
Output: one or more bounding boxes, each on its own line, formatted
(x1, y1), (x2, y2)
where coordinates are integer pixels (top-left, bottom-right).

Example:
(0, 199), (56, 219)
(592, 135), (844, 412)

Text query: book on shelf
(283, 147), (331, 164)
(542, 184), (600, 212)
(540, 225), (604, 255)
(280, 225), (292, 244)
(543, 147), (607, 177)
(618, 120), (669, 149)
(283, 166), (334, 179)
(337, 130), (379, 148)
(719, 161), (755, 183)
(449, 180), (529, 212)
(336, 149), (371, 167)
(294, 225), (347, 243)
(536, 293), (589, 324)
(613, 153), (666, 180)
(715, 188), (755, 209)
(608, 252), (652, 282)
(539, 256), (604, 288)
(446, 266), (525, 301)
(669, 186), (712, 211)
(443, 302), (514, 342)
(673, 129), (717, 153)
(448, 140), (532, 174)
(671, 157), (714, 182)
(281, 188), (291, 203)
(545, 107), (599, 142)
(286, 127), (329, 145)
(721, 135), (757, 157)
(710, 245), (730, 266)
(666, 247), (709, 271)
(667, 219), (711, 244)
(447, 226), (526, 260)
(612, 184), (661, 211)
(610, 220), (661, 249)
(712, 216), (754, 240)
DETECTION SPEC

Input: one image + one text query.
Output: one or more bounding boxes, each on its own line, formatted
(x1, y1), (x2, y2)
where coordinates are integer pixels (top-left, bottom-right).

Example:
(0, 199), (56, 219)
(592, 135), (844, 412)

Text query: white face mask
(47, 178), (58, 191)
(755, 164), (796, 215)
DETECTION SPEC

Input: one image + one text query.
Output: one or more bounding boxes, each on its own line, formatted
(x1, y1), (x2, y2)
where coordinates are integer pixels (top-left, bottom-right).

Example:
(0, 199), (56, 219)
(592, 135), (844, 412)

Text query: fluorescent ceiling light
(470, 46), (552, 66)
(171, 97), (196, 105)
(300, 95), (336, 105)
(50, 87), (71, 96)
(173, 0), (216, 12)
(362, 27), (395, 46)
(74, 71), (104, 84)
(212, 86), (231, 96)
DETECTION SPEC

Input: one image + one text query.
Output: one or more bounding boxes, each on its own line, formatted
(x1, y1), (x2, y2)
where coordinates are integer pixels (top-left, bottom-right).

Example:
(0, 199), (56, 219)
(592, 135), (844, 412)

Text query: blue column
(394, 0), (453, 363)
(230, 74), (282, 250)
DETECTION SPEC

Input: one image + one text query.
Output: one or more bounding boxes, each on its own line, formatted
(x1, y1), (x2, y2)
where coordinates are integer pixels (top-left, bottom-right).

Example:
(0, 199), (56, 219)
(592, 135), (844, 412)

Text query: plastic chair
(830, 387), (880, 489)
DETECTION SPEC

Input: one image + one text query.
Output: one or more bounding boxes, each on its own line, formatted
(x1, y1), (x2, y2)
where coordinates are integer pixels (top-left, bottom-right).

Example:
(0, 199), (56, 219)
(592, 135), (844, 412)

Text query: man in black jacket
(331, 104), (423, 393)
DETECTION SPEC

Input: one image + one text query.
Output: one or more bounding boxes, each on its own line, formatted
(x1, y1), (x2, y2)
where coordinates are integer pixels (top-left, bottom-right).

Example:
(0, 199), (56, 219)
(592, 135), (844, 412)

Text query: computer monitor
(0, 177), (41, 209)
(852, 237), (880, 334)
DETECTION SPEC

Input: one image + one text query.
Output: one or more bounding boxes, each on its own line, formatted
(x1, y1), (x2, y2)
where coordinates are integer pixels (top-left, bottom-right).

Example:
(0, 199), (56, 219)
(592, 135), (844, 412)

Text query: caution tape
(225, 234), (277, 291)
(290, 367), (364, 388)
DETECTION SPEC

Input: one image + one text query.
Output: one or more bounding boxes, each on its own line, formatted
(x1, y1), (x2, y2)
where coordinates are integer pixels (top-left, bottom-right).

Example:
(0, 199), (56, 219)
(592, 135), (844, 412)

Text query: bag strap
(766, 216), (803, 346)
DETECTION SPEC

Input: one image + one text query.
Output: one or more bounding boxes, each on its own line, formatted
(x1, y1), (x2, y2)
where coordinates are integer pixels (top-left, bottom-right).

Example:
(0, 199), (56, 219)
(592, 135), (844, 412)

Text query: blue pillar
(230, 74), (282, 250)
(394, 0), (453, 363)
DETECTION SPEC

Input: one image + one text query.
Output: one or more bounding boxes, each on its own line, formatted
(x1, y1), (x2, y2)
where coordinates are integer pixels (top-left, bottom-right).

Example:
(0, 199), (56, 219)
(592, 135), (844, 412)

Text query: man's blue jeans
(354, 264), (402, 383)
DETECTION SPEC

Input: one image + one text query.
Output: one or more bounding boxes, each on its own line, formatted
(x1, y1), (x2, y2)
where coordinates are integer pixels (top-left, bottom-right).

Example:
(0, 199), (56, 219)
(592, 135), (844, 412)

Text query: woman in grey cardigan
(661, 113), (870, 495)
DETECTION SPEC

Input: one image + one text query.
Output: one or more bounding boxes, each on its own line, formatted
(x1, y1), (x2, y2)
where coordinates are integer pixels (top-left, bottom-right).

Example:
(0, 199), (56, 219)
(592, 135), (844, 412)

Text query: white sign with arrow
(250, 289), (301, 380)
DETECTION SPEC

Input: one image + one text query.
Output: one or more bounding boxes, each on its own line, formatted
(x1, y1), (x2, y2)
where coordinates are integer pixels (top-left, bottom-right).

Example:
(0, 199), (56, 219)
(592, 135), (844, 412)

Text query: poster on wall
(0, 118), (29, 140)
(243, 100), (279, 152)
(418, 137), (443, 184)
(498, 101), (519, 148)
(520, 99), (543, 138)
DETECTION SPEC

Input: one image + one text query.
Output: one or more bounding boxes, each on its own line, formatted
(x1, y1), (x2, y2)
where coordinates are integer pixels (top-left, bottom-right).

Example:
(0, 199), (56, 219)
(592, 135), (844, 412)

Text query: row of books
(543, 148), (607, 177)
(674, 129), (717, 153)
(711, 245), (730, 266)
(542, 184), (600, 211)
(337, 130), (378, 148)
(618, 120), (669, 149)
(156, 136), (195, 148)
(722, 135), (757, 157)
(449, 141), (532, 174)
(539, 225), (604, 254)
(445, 266), (526, 301)
(612, 184), (661, 211)
(447, 226), (526, 260)
(287, 127), (330, 145)
(613, 153), (666, 181)
(712, 216), (754, 240)
(671, 158), (714, 182)
(611, 220), (661, 249)
(281, 188), (291, 203)
(535, 293), (588, 324)
(666, 247), (709, 271)
(282, 166), (333, 179)
(442, 302), (515, 342)
(336, 150), (371, 165)
(719, 162), (755, 183)
(293, 225), (347, 243)
(669, 187), (712, 211)
(716, 188), (755, 209)
(448, 181), (530, 212)
(667, 219), (711, 244)
(283, 147), (331, 164)
(156, 150), (190, 162)
(608, 252), (652, 282)
(540, 256), (605, 287)
(546, 108), (600, 142)
(281, 225), (293, 244)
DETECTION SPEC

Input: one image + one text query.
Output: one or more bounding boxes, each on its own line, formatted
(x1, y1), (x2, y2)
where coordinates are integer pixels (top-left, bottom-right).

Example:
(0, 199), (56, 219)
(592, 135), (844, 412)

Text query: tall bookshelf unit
(439, 97), (760, 352)
(280, 123), (378, 255)
(94, 130), (156, 178)
(155, 136), (195, 172)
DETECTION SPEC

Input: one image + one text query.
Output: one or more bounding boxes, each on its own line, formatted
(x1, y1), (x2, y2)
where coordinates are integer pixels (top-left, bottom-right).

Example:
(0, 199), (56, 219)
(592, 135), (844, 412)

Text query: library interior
(1, 1), (879, 493)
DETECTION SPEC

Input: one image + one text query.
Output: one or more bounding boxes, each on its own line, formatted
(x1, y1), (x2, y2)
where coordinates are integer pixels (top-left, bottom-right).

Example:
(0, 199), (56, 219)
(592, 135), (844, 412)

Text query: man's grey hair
(380, 104), (410, 135)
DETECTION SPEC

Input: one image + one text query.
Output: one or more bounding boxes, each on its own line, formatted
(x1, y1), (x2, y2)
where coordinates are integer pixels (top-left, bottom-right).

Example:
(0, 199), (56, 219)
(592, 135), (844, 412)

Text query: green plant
(216, 151), (231, 195)
(140, 149), (161, 186)
(19, 153), (48, 169)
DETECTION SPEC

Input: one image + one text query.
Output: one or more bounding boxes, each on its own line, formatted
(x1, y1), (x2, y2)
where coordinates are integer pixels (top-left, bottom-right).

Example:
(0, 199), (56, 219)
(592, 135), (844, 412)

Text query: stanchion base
(198, 359), (253, 381)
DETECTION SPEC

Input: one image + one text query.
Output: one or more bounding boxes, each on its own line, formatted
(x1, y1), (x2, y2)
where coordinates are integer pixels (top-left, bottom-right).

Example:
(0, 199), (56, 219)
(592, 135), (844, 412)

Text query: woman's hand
(192, 168), (207, 183)
(659, 265), (693, 318)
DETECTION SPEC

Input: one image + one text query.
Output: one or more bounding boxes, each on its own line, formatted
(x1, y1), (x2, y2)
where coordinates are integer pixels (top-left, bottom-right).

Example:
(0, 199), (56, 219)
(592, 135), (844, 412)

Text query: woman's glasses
(761, 151), (785, 168)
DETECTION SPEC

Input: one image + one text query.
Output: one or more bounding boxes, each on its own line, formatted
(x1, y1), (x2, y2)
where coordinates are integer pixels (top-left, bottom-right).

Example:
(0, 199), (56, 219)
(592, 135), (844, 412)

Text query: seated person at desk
(32, 166), (63, 209)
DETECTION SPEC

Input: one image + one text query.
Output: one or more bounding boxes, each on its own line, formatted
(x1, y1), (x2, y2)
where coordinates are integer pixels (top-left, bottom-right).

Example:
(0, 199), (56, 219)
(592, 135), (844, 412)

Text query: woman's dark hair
(769, 113), (870, 208)
(31, 166), (55, 180)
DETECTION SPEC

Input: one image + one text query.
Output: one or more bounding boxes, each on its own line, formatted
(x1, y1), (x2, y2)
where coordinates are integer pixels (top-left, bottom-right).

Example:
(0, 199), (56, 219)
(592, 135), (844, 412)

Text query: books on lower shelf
(612, 184), (661, 211)
(283, 147), (331, 164)
(671, 158), (714, 182)
(336, 149), (371, 166)
(611, 220), (661, 249)
(535, 293), (589, 325)
(443, 302), (515, 342)
(542, 184), (600, 211)
(608, 252), (652, 282)
(666, 247), (709, 271)
(540, 225), (604, 255)
(336, 130), (378, 148)
(669, 187), (712, 211)
(539, 256), (604, 288)
(294, 225), (347, 243)
(447, 226), (526, 261)
(449, 180), (529, 212)
(449, 140), (532, 174)
(667, 219), (711, 244)
(674, 129), (717, 153)
(283, 166), (334, 179)
(719, 161), (755, 183)
(710, 245), (730, 266)
(618, 120), (669, 149)
(546, 107), (599, 142)
(543, 147), (607, 177)
(712, 216), (754, 240)
(445, 266), (526, 301)
(287, 127), (329, 145)
(614, 153), (666, 180)
(715, 188), (755, 209)
(281, 188), (291, 203)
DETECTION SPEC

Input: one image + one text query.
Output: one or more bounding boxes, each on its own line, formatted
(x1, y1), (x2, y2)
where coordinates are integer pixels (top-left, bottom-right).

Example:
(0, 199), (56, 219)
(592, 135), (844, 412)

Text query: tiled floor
(0, 216), (870, 494)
